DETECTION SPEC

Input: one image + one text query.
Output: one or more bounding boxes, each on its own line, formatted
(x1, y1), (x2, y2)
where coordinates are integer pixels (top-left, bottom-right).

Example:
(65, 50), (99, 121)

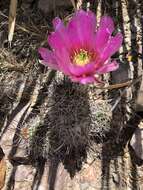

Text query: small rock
(130, 127), (143, 160)
(112, 173), (120, 185)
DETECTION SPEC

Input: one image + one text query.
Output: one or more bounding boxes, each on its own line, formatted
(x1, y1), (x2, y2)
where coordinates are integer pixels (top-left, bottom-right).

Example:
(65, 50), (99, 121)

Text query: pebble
(130, 127), (143, 160)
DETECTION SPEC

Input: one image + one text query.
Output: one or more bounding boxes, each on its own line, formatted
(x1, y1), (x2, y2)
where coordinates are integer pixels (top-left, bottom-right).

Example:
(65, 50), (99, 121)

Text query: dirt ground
(0, 0), (143, 190)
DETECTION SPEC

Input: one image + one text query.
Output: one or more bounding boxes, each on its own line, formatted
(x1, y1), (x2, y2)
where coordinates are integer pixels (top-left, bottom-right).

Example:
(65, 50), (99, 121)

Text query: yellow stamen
(73, 49), (91, 66)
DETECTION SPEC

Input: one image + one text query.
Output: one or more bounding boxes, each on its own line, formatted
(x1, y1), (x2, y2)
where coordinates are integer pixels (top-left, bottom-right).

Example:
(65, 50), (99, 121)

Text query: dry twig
(76, 0), (83, 10)
(96, 80), (132, 90)
(8, 0), (17, 45)
(70, 0), (76, 10)
(110, 75), (142, 112)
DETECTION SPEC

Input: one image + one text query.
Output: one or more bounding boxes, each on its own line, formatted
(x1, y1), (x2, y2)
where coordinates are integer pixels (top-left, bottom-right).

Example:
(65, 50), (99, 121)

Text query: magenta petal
(80, 76), (100, 84)
(52, 17), (63, 30)
(48, 33), (63, 51)
(94, 16), (114, 52)
(96, 60), (119, 74)
(101, 33), (123, 61)
(38, 47), (59, 70)
(55, 48), (71, 75)
(100, 16), (114, 33)
(67, 10), (96, 48)
(70, 75), (96, 84)
(69, 62), (95, 76)
(48, 19), (70, 51)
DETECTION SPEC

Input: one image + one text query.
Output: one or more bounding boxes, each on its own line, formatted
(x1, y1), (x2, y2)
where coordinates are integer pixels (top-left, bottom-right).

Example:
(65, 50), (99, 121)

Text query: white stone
(130, 127), (143, 160)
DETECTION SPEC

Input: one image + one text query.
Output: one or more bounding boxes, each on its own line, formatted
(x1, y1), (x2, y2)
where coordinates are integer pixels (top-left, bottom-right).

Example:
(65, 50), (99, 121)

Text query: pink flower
(39, 10), (123, 84)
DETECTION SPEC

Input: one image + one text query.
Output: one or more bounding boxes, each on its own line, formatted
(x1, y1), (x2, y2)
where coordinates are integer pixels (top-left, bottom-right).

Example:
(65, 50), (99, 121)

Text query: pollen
(73, 49), (91, 66)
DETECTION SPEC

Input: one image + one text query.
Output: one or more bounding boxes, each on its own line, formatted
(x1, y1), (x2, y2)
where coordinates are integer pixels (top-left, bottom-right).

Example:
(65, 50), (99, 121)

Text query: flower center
(73, 49), (91, 66)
